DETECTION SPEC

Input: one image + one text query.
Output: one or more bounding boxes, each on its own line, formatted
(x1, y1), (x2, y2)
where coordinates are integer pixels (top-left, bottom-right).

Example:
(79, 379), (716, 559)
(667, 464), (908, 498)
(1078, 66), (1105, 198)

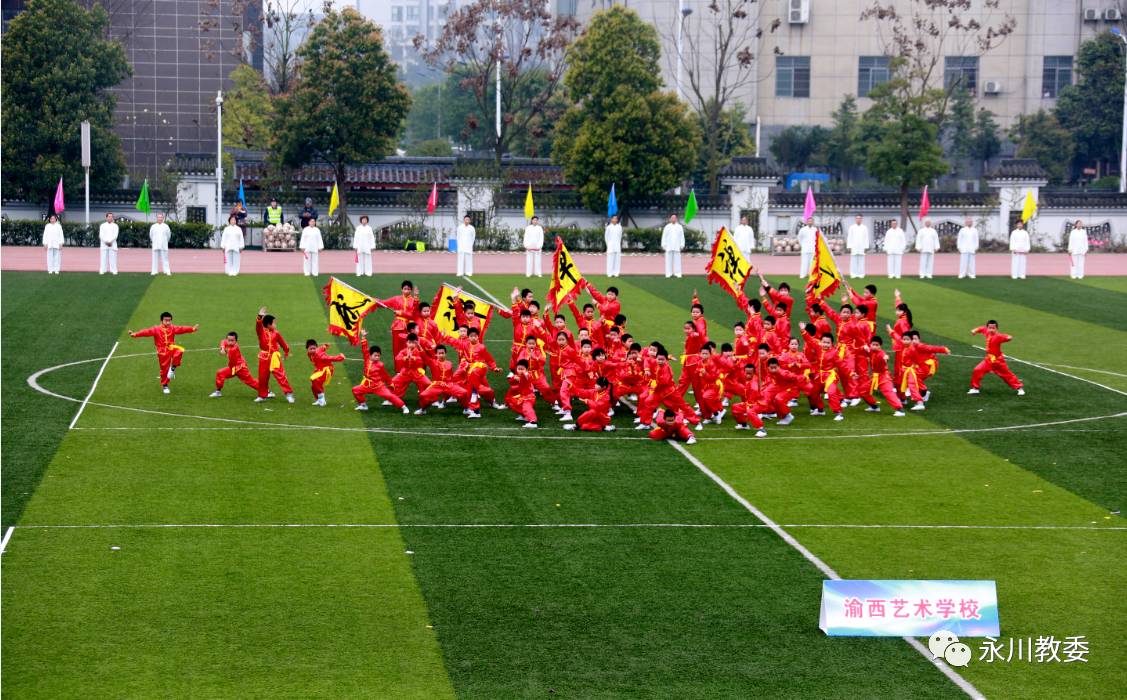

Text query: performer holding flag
(705, 227), (753, 301)
(548, 236), (584, 313)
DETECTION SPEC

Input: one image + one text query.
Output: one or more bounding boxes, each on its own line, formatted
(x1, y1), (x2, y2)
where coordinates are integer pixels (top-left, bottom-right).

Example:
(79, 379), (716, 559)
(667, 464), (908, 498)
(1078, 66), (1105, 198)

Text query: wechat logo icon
(928, 630), (972, 667)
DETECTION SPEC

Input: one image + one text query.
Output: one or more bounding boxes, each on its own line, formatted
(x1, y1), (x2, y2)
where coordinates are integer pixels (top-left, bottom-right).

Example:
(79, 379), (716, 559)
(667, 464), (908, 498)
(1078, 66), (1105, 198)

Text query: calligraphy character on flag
(705, 227), (752, 299)
(322, 276), (377, 344)
(548, 236), (584, 312)
(805, 231), (843, 301)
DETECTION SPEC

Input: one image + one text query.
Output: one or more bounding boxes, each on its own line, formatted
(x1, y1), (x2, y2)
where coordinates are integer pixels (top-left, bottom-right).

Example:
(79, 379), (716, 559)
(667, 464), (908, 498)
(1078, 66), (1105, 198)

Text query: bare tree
(663, 1), (779, 194)
(262, 0), (325, 95)
(860, 0), (1016, 124)
(416, 0), (579, 165)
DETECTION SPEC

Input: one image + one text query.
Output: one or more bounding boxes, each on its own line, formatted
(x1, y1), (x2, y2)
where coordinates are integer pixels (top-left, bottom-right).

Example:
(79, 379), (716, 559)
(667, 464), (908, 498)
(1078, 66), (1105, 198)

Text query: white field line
(0, 526), (13, 554)
(667, 441), (987, 700)
(972, 346), (1127, 398)
(67, 341), (118, 430)
(459, 275), (506, 307)
(9, 522), (1123, 531)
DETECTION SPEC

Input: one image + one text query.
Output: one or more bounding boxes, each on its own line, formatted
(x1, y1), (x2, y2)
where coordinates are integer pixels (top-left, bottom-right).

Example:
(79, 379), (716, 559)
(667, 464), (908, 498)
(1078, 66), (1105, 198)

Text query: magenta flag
(802, 187), (816, 220)
(426, 182), (437, 214)
(53, 177), (65, 214)
(918, 185), (930, 219)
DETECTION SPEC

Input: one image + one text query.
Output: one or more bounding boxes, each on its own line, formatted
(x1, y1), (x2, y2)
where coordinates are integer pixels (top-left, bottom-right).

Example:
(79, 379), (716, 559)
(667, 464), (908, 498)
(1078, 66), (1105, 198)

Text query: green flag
(683, 188), (698, 224)
(135, 179), (151, 215)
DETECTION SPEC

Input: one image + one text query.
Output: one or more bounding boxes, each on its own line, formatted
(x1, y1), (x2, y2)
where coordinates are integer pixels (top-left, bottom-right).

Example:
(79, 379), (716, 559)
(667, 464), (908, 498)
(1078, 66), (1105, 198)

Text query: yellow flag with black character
(430, 283), (495, 341)
(705, 227), (752, 299)
(322, 276), (376, 344)
(805, 231), (843, 300)
(548, 236), (584, 312)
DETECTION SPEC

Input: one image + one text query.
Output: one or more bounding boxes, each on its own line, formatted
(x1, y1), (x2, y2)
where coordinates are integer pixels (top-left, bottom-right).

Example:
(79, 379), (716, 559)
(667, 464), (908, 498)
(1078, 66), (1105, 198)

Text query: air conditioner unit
(788, 0), (810, 24)
(1105, 7), (1122, 20)
(984, 80), (1002, 94)
(1083, 7), (1099, 21)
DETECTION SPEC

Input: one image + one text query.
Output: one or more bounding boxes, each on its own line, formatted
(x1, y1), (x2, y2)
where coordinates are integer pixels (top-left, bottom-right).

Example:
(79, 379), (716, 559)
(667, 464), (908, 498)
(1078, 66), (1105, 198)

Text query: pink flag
(53, 177), (65, 214)
(426, 182), (438, 215)
(802, 187), (816, 221)
(918, 185), (930, 219)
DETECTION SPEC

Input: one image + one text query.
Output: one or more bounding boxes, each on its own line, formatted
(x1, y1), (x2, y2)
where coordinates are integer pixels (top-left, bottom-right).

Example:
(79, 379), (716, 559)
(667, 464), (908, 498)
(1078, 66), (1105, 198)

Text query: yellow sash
(269, 351), (282, 372)
(310, 366), (334, 384)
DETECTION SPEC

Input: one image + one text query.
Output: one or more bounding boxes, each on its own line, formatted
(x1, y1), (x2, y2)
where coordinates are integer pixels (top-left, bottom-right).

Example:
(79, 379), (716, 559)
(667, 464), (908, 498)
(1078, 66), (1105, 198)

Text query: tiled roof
(986, 159), (1049, 180)
(719, 157), (780, 179)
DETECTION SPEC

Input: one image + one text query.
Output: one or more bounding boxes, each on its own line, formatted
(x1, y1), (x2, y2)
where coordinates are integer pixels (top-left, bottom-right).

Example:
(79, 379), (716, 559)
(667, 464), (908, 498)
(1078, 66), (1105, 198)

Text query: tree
(222, 64), (274, 183)
(1, 0), (130, 203)
(969, 108), (1001, 167)
(1055, 33), (1124, 179)
(262, 0), (320, 95)
(855, 76), (947, 226)
(1009, 111), (1073, 185)
(691, 101), (755, 189)
(272, 9), (410, 224)
(824, 95), (861, 183)
(769, 126), (829, 172)
(671, 0), (780, 192)
(553, 6), (700, 218)
(409, 139), (454, 157)
(417, 0), (578, 164)
(945, 88), (999, 177)
(860, 0), (1015, 126)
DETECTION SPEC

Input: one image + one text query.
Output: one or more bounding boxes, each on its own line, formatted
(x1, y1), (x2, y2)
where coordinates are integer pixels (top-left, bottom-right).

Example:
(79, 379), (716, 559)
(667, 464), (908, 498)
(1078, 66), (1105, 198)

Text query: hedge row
(379, 226), (710, 253)
(1, 220), (214, 248)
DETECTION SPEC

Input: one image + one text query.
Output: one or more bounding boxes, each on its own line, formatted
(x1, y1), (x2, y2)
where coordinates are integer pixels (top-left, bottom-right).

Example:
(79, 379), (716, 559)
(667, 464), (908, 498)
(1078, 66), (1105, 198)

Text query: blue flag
(607, 183), (618, 217)
(238, 180), (247, 207)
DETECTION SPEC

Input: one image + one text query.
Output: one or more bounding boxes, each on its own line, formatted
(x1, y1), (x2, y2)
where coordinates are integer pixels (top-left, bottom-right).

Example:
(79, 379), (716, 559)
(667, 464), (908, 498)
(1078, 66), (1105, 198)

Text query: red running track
(2, 246), (1124, 277)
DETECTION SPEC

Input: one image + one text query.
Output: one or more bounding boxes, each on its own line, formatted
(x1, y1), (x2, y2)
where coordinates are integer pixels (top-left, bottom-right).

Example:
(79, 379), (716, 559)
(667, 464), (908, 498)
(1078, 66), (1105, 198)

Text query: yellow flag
(322, 276), (375, 344)
(705, 227), (752, 299)
(430, 283), (495, 341)
(329, 182), (340, 216)
(1020, 189), (1037, 222)
(548, 236), (583, 312)
(805, 231), (843, 300)
(523, 183), (535, 220)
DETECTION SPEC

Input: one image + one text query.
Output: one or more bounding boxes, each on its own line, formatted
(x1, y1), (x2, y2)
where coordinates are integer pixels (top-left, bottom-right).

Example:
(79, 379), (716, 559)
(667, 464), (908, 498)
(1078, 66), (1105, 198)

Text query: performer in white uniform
(353, 215), (375, 276)
(456, 215), (476, 277)
(149, 212), (172, 275)
(43, 214), (64, 274)
(1067, 220), (1089, 279)
(1008, 221), (1030, 280)
(604, 215), (623, 277)
(797, 217), (817, 277)
(915, 218), (939, 279)
(661, 214), (685, 278)
(882, 219), (906, 279)
(98, 212), (119, 275)
(733, 215), (755, 260)
(957, 217), (979, 279)
(221, 215), (245, 276)
(846, 215), (870, 278)
(523, 216), (544, 277)
(299, 218), (324, 276)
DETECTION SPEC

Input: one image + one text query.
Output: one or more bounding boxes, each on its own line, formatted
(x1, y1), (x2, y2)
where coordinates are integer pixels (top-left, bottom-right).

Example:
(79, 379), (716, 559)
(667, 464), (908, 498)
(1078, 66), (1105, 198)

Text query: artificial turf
(1, 270), (1124, 698)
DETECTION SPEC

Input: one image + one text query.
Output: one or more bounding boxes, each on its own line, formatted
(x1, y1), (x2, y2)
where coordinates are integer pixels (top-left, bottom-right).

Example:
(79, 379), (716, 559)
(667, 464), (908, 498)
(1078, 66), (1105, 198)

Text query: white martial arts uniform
(882, 226), (906, 279)
(604, 222), (623, 277)
(661, 222), (685, 278)
(915, 226), (939, 278)
(353, 224), (375, 276)
(456, 223), (476, 276)
(99, 221), (119, 274)
(149, 222), (171, 275)
(221, 224), (245, 276)
(1009, 228), (1030, 279)
(957, 225), (979, 279)
(43, 222), (63, 273)
(1067, 227), (1089, 279)
(847, 223), (870, 278)
(299, 225), (324, 276)
(523, 224), (544, 277)
(797, 225), (817, 277)
(733, 223), (755, 260)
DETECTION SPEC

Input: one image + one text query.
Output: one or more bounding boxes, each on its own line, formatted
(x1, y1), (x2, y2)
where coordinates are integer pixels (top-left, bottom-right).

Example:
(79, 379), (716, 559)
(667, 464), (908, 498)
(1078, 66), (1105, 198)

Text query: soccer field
(2, 270), (1124, 698)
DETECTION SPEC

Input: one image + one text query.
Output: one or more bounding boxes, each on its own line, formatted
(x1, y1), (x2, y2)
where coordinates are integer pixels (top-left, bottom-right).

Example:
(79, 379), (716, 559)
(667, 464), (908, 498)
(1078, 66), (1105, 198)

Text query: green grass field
(2, 270), (1124, 698)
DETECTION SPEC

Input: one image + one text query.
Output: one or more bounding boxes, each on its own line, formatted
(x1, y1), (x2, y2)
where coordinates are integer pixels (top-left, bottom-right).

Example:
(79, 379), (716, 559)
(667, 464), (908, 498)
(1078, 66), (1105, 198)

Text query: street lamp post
(1111, 28), (1127, 193)
(676, 2), (693, 101)
(215, 91), (224, 232)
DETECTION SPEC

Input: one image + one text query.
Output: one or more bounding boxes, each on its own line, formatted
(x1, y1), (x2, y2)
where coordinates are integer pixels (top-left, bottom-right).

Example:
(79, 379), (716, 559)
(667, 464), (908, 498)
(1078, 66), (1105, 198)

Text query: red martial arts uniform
(576, 385), (613, 431)
(131, 323), (197, 386)
(810, 343), (849, 413)
(649, 412), (695, 442)
(391, 345), (433, 397)
(859, 347), (904, 410)
(637, 363), (700, 426)
(849, 288), (878, 322)
(417, 356), (470, 409)
(380, 292), (421, 363)
(308, 344), (345, 398)
(729, 373), (766, 429)
(505, 371), (538, 423)
(353, 338), (405, 407)
(452, 337), (499, 404)
(255, 315), (292, 398)
(216, 339), (258, 392)
(970, 328), (1023, 390)
(898, 339), (950, 402)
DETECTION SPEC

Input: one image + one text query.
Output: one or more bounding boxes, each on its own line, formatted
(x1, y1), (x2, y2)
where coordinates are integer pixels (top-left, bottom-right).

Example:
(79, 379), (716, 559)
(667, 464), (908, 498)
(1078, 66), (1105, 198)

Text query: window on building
(776, 56), (811, 98)
(944, 56), (978, 94)
(857, 56), (890, 97)
(1042, 55), (1072, 98)
(405, 5), (419, 19)
(558, 0), (578, 16)
(391, 6), (402, 22)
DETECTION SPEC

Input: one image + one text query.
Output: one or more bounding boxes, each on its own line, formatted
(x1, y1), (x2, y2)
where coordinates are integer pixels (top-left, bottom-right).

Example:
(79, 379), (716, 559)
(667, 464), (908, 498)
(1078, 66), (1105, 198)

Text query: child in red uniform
(582, 280), (622, 321)
(254, 307), (294, 403)
(809, 333), (850, 421)
(211, 331), (258, 397)
(893, 329), (950, 410)
(391, 333), (432, 399)
(729, 364), (768, 437)
(128, 311), (198, 394)
(564, 377), (616, 432)
(505, 360), (540, 428)
(858, 336), (906, 416)
(379, 280), (420, 365)
(635, 351), (701, 429)
(416, 345), (471, 414)
(353, 330), (409, 413)
(649, 409), (697, 444)
(306, 339), (345, 406)
(968, 321), (1025, 395)
(516, 335), (556, 404)
(451, 327), (502, 414)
